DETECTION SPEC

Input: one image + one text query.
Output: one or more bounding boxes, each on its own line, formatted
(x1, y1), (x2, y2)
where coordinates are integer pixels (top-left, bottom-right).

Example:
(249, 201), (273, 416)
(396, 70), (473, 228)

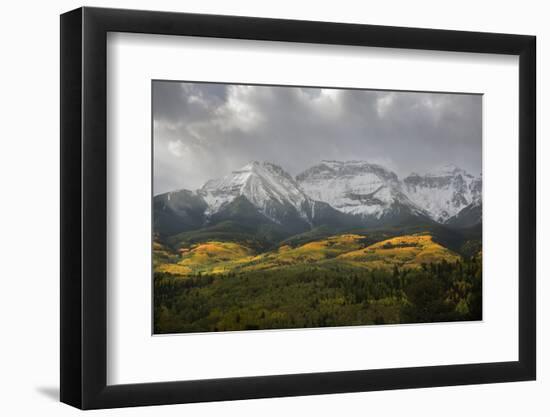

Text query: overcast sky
(153, 81), (481, 195)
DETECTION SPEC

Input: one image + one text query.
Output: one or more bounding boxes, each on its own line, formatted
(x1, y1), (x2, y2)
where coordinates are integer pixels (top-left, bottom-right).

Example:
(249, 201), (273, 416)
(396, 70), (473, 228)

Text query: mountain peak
(235, 161), (297, 185)
(200, 160), (312, 224)
(296, 160), (421, 220)
(298, 160), (398, 182)
(320, 159), (387, 171)
(425, 163), (470, 178)
(236, 160), (269, 173)
(403, 163), (481, 223)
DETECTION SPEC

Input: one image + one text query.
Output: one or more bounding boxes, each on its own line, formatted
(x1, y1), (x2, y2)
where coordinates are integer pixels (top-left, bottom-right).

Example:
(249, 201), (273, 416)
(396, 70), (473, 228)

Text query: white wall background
(0, 0), (545, 415)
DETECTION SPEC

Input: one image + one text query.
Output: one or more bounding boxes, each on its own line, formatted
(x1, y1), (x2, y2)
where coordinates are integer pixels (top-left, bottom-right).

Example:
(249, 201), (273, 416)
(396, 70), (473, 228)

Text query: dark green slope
(153, 190), (207, 237)
(446, 202), (482, 229)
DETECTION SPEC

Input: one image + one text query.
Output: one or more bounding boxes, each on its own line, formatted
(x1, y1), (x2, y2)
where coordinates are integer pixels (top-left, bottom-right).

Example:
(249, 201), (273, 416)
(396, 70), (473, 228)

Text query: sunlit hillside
(157, 241), (256, 275)
(154, 233), (461, 277)
(339, 234), (460, 269)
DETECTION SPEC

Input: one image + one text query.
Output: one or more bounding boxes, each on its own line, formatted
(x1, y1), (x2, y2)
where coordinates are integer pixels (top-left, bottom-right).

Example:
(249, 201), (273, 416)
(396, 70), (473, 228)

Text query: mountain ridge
(154, 159), (482, 239)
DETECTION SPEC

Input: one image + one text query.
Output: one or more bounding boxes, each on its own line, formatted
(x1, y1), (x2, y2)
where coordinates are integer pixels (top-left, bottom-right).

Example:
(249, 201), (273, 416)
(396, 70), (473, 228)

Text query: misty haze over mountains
(154, 160), (482, 239)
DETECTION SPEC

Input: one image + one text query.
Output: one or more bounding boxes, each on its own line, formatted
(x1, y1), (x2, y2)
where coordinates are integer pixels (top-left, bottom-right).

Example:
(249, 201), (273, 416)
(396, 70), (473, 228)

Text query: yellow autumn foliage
(154, 233), (461, 277)
(339, 234), (459, 269)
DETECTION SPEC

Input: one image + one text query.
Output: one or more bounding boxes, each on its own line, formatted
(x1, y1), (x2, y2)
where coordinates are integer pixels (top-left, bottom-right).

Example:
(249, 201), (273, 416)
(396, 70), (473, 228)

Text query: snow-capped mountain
(199, 161), (313, 225)
(154, 160), (482, 238)
(154, 161), (364, 238)
(403, 164), (481, 223)
(296, 160), (430, 223)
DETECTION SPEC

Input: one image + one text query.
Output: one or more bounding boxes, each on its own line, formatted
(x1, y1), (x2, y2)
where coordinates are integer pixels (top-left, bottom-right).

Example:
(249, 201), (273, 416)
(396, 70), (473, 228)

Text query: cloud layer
(153, 81), (481, 195)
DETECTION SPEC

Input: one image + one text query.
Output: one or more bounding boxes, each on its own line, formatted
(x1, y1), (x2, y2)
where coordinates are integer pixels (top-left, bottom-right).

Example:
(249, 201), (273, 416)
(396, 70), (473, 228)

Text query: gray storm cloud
(153, 81), (482, 195)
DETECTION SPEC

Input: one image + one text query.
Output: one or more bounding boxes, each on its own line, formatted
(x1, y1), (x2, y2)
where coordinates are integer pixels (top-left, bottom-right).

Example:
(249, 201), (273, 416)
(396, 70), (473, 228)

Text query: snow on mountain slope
(403, 164), (481, 223)
(199, 161), (312, 224)
(155, 160), (482, 235)
(296, 160), (427, 220)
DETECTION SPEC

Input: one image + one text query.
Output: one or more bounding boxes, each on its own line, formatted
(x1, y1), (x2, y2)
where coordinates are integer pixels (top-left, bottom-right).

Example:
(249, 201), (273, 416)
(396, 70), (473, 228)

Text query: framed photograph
(60, 7), (536, 409)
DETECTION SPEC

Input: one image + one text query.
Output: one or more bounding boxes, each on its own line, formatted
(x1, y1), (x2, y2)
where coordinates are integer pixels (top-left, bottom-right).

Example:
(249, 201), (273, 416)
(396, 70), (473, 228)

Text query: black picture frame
(60, 6), (536, 410)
